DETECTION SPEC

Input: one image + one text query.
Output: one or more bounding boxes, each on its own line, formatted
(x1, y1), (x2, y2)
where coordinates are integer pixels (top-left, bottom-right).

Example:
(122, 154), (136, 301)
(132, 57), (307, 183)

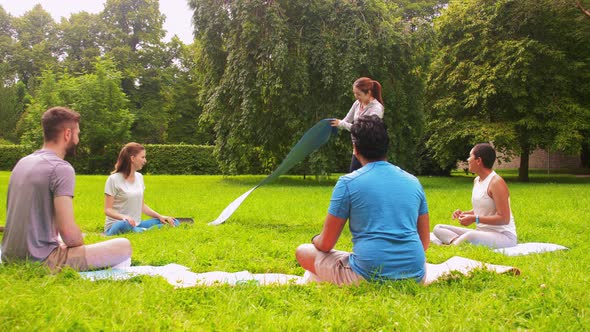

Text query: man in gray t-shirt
(1, 107), (132, 271)
(2, 150), (76, 261)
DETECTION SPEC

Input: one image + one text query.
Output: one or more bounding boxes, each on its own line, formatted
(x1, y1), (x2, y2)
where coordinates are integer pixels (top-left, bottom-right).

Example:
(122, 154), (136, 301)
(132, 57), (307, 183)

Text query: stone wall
(456, 149), (582, 170)
(495, 149), (582, 169)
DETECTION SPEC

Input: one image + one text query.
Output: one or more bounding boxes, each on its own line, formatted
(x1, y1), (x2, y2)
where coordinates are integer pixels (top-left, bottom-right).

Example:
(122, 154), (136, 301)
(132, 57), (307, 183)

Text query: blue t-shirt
(328, 161), (428, 282)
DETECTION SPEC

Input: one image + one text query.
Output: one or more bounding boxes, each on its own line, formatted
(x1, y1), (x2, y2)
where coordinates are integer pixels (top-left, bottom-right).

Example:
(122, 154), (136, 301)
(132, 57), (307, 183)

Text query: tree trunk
(581, 141), (590, 168)
(576, 0), (590, 18)
(518, 147), (530, 182)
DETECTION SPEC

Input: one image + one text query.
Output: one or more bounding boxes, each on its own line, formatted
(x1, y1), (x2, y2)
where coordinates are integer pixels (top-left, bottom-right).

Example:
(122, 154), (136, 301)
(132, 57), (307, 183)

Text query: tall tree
(101, 0), (170, 143)
(191, 0), (432, 174)
(0, 81), (27, 143)
(164, 37), (214, 145)
(11, 4), (59, 88)
(20, 58), (132, 172)
(0, 6), (15, 81)
(58, 12), (105, 74)
(426, 0), (590, 181)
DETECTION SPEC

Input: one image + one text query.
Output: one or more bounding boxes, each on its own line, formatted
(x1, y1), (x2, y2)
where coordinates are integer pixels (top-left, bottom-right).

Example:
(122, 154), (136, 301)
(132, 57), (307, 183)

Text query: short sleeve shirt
(1, 150), (75, 262)
(104, 172), (145, 231)
(328, 161), (428, 282)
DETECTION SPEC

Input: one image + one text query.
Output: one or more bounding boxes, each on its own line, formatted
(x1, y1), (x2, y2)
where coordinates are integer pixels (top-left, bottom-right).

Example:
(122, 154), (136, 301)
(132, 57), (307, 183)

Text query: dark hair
(41, 107), (80, 142)
(353, 77), (384, 105)
(472, 143), (496, 169)
(112, 142), (145, 178)
(351, 115), (389, 161)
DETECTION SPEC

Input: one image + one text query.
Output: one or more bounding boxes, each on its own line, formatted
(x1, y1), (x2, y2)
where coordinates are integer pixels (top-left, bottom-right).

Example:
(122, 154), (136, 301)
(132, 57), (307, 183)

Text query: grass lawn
(0, 170), (589, 330)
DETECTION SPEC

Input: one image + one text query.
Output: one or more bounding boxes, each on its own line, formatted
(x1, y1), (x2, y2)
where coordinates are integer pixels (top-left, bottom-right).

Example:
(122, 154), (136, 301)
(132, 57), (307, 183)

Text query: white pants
(433, 224), (517, 249)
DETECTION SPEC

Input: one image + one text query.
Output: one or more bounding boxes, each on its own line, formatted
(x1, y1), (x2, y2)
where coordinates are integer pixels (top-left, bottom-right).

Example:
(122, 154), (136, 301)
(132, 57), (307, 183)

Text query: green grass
(1, 170), (589, 331)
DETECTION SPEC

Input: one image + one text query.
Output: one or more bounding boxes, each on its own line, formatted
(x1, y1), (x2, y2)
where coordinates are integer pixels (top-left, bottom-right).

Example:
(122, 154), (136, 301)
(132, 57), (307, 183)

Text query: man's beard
(66, 141), (77, 158)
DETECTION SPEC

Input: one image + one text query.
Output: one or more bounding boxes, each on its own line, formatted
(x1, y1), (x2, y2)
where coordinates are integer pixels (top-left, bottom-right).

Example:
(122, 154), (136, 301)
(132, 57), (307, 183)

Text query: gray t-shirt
(1, 149), (75, 262)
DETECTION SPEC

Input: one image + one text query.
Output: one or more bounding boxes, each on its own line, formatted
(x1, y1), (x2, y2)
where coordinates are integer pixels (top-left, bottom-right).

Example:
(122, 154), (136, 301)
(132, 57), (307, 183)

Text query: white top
(104, 172), (145, 231)
(338, 99), (384, 131)
(472, 171), (517, 237)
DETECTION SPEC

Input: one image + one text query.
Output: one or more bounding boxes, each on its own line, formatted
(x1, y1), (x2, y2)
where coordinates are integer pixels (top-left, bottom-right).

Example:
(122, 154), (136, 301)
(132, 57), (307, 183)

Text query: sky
(0, 0), (195, 44)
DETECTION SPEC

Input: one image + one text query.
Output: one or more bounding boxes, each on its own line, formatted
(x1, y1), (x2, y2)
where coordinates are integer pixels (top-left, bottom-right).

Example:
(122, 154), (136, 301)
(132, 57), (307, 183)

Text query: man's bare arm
(54, 196), (83, 247)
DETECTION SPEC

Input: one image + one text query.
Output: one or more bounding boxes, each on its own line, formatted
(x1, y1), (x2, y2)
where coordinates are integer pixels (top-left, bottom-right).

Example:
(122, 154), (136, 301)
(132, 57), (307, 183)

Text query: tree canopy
(1, 0), (588, 177)
(426, 0), (590, 181)
(190, 0), (443, 174)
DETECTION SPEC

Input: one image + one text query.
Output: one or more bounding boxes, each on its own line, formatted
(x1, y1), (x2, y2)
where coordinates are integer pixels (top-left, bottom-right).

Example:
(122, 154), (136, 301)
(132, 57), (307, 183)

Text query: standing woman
(104, 143), (179, 236)
(331, 77), (384, 172)
(433, 143), (517, 248)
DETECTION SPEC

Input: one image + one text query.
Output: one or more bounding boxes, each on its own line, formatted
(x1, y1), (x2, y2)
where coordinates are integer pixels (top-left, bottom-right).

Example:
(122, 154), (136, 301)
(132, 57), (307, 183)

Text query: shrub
(142, 145), (219, 175)
(0, 144), (219, 175)
(0, 145), (33, 170)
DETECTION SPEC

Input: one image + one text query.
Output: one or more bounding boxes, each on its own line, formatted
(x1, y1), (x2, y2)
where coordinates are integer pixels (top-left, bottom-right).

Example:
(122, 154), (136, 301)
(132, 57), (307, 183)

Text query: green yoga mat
(209, 119), (338, 225)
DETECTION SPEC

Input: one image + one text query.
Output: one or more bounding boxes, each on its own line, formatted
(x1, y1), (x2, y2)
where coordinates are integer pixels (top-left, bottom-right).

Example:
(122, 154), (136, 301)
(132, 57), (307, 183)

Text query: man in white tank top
(433, 143), (517, 249)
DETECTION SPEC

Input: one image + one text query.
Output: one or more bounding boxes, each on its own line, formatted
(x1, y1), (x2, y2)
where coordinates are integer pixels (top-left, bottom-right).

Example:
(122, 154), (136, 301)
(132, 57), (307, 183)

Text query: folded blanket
(493, 242), (568, 256)
(429, 232), (568, 256)
(423, 256), (519, 286)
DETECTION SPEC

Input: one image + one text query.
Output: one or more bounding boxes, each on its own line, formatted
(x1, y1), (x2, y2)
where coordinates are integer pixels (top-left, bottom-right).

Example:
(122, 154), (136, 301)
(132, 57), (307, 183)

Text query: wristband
(475, 215), (480, 225)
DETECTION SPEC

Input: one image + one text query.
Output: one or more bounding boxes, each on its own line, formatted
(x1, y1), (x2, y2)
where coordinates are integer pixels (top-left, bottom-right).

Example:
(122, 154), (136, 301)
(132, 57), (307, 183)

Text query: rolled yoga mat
(209, 119), (338, 226)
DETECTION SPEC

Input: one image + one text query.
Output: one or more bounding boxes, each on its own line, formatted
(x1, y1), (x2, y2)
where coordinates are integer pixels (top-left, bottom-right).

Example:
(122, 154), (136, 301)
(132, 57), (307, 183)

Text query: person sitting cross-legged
(296, 115), (430, 285)
(1, 107), (132, 271)
(432, 143), (517, 249)
(103, 142), (179, 236)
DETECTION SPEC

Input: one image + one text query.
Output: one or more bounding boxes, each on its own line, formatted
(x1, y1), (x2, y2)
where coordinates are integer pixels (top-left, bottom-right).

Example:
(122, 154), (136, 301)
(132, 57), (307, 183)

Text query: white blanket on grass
(79, 264), (306, 287)
(79, 256), (519, 288)
(429, 232), (568, 256)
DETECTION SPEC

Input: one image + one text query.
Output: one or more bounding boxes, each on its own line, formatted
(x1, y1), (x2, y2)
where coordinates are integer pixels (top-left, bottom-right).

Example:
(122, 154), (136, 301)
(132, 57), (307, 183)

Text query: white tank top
(472, 171), (517, 236)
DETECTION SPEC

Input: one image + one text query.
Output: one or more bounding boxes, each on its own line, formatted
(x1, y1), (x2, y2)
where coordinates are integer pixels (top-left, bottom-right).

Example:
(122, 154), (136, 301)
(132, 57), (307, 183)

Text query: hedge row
(0, 145), (32, 171)
(142, 145), (219, 175)
(0, 144), (219, 175)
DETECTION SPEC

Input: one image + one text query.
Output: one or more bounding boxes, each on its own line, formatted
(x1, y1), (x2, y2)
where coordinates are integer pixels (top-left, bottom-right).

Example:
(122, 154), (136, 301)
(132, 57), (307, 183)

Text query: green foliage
(10, 4), (59, 87)
(0, 145), (32, 170)
(426, 0), (590, 181)
(0, 81), (27, 143)
(101, 0), (170, 144)
(58, 12), (105, 74)
(164, 38), (215, 145)
(0, 144), (218, 175)
(190, 0), (437, 175)
(1, 172), (589, 329)
(142, 144), (219, 175)
(19, 58), (133, 170)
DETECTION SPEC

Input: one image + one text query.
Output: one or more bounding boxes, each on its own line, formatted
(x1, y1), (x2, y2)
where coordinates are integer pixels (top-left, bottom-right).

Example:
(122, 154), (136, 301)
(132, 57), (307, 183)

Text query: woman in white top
(433, 143), (517, 248)
(331, 77), (385, 172)
(104, 142), (178, 236)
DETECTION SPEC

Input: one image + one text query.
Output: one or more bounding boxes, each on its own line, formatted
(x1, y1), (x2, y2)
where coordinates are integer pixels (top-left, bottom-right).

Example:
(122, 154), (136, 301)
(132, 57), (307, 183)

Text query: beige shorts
(314, 249), (365, 286)
(44, 245), (88, 272)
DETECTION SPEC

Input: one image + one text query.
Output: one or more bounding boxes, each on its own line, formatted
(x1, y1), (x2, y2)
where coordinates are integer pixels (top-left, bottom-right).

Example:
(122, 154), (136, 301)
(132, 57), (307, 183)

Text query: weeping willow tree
(189, 0), (441, 174)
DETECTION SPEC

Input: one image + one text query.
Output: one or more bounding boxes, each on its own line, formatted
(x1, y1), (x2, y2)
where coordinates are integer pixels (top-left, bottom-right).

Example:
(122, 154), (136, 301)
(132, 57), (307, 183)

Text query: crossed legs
(433, 224), (516, 249)
(295, 244), (364, 285)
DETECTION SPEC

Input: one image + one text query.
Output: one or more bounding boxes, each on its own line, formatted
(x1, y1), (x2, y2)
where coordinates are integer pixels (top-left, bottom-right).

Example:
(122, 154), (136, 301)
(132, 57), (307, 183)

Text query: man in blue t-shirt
(296, 115), (430, 285)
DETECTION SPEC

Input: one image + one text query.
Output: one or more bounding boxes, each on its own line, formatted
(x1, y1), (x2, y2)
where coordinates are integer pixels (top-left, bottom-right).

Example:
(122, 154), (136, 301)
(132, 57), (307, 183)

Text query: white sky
(0, 0), (194, 44)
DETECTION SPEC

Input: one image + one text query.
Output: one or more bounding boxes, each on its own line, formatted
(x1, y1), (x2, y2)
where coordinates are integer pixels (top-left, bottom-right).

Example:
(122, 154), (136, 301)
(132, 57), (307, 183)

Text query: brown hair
(41, 107), (81, 142)
(353, 77), (384, 105)
(112, 142), (145, 178)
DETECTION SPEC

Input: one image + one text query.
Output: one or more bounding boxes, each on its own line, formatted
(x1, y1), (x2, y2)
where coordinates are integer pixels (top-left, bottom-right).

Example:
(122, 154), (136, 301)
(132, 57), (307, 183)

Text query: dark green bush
(0, 145), (33, 170)
(0, 144), (219, 175)
(142, 145), (219, 175)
